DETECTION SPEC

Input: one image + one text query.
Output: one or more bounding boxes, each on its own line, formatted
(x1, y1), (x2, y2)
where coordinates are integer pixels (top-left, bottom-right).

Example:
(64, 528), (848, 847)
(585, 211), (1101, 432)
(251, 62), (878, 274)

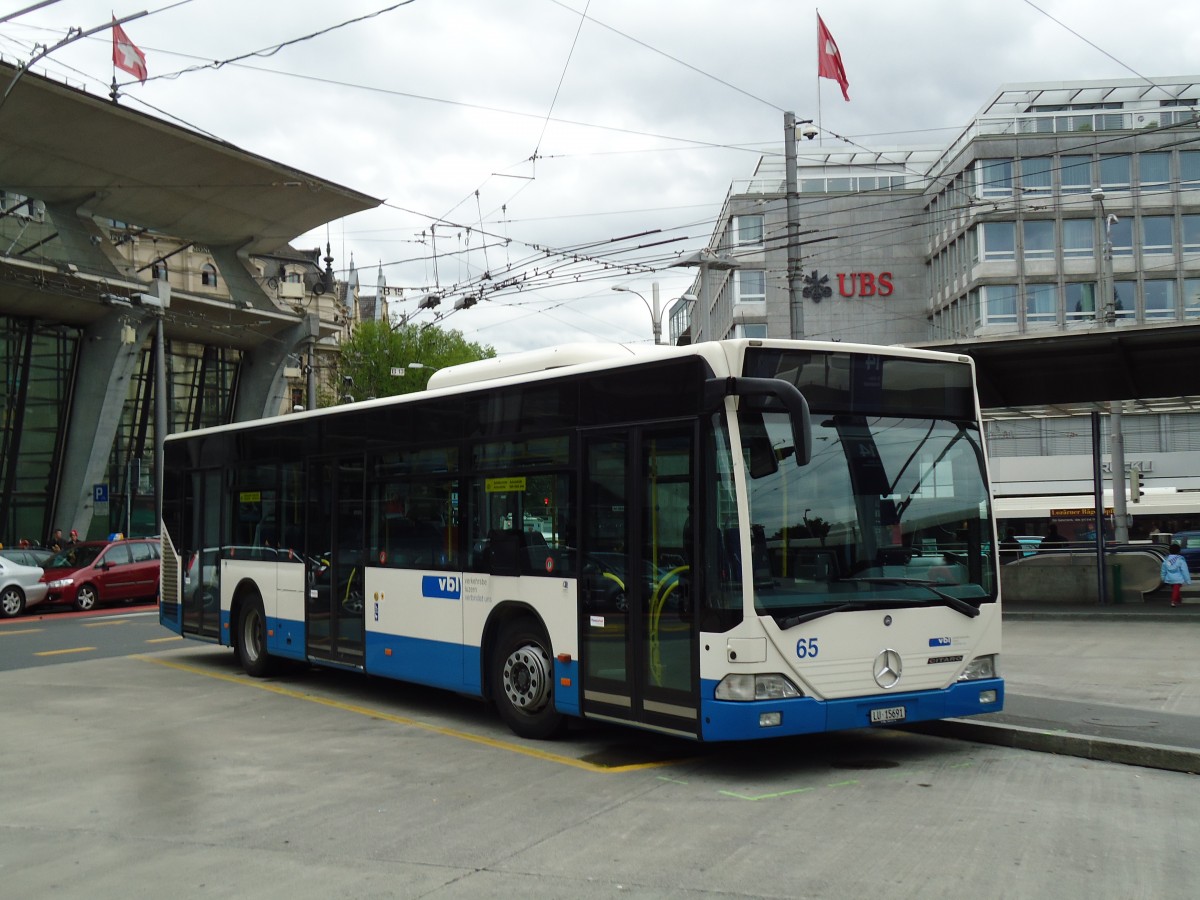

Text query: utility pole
(785, 111), (804, 338)
(1093, 188), (1129, 544)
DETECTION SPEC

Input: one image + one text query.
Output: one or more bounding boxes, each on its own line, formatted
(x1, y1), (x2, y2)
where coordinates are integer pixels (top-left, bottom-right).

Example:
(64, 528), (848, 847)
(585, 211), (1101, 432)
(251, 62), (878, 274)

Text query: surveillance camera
(1091, 187), (1105, 202)
(799, 122), (819, 140)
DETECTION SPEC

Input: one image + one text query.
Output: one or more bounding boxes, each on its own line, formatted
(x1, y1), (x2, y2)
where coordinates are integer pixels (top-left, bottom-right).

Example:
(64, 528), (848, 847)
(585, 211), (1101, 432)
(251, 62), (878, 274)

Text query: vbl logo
(422, 575), (462, 600)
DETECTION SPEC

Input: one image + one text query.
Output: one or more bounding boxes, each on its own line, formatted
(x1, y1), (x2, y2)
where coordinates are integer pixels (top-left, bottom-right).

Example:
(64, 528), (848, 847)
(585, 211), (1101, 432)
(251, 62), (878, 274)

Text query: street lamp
(611, 283), (663, 344)
(1091, 188), (1118, 326)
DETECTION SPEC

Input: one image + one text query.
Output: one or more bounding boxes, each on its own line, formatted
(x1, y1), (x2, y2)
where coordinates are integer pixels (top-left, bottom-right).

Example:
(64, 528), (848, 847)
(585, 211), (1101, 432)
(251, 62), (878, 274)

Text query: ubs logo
(803, 269), (895, 301)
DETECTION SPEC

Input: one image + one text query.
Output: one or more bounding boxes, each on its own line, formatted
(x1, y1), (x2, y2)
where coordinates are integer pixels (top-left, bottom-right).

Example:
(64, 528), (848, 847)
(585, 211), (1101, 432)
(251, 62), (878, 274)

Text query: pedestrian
(66, 529), (79, 548)
(48, 528), (64, 552)
(999, 527), (1023, 564)
(1162, 542), (1192, 607)
(1040, 523), (1068, 548)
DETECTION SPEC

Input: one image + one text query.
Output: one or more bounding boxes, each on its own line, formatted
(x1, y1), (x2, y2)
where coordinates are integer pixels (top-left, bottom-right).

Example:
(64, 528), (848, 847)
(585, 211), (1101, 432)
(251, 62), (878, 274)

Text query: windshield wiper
(839, 577), (980, 618)
(778, 601), (879, 628)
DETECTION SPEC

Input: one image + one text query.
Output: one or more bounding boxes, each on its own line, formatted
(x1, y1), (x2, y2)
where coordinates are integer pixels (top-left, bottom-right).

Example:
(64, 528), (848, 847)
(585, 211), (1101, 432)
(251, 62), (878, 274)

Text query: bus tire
(491, 618), (565, 740)
(236, 596), (276, 677)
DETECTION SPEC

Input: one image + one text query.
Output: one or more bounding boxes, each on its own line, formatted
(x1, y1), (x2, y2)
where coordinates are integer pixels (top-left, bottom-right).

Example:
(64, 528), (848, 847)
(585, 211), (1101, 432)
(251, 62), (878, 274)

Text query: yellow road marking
(145, 636), (183, 644)
(0, 628), (42, 636)
(35, 647), (97, 656)
(136, 654), (686, 774)
(84, 620), (128, 628)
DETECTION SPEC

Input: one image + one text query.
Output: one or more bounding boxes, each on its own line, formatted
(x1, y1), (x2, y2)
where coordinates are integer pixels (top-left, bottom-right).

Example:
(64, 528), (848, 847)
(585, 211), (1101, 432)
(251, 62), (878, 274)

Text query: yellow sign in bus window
(485, 477), (527, 493)
(240, 491), (262, 503)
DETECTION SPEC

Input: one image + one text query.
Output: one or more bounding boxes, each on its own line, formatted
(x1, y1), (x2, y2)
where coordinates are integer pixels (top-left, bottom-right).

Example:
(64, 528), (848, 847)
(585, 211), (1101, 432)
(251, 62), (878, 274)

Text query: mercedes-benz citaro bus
(160, 339), (1003, 741)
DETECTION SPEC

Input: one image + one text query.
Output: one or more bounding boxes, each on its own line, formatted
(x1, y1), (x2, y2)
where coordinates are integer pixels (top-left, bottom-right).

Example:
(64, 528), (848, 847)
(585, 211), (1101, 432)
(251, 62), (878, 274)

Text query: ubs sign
(802, 269), (894, 301)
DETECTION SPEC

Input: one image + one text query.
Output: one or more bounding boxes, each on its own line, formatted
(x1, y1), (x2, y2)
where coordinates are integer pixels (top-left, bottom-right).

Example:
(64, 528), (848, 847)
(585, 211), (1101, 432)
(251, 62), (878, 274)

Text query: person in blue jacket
(1162, 543), (1192, 608)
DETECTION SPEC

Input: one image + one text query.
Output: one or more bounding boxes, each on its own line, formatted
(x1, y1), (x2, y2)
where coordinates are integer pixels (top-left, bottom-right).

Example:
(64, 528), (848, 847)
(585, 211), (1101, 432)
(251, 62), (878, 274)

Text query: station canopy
(0, 60), (379, 255)
(914, 322), (1200, 417)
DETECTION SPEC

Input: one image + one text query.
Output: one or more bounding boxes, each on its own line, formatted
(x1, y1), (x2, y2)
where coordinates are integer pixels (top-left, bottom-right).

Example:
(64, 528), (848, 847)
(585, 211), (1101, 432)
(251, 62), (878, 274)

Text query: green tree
(330, 320), (494, 403)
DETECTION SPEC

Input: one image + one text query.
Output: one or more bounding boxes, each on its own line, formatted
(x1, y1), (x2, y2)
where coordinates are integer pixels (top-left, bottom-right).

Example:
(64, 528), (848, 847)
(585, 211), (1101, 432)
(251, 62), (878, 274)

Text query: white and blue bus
(159, 339), (1003, 741)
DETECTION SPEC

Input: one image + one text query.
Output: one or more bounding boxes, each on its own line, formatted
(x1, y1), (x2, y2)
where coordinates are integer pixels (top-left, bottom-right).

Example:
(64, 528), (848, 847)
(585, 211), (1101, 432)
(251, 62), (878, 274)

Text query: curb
(1003, 611), (1200, 622)
(905, 718), (1200, 775)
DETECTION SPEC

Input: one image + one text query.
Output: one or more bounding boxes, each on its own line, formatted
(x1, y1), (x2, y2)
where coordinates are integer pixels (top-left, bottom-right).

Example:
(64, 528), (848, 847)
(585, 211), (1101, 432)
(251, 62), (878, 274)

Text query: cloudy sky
(4, 0), (1200, 352)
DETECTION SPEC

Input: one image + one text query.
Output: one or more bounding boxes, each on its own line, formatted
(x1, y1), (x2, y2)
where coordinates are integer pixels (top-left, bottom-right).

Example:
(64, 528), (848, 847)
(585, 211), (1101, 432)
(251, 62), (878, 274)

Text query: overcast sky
(4, 0), (1200, 352)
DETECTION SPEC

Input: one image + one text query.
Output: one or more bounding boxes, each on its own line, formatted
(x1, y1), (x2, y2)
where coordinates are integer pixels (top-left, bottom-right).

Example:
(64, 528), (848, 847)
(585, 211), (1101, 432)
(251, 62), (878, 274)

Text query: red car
(40, 539), (161, 611)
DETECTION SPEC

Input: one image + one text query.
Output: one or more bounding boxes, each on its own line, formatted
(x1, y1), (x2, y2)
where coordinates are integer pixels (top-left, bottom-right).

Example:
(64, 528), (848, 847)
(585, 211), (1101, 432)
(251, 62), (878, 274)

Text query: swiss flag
(112, 19), (147, 83)
(817, 14), (849, 102)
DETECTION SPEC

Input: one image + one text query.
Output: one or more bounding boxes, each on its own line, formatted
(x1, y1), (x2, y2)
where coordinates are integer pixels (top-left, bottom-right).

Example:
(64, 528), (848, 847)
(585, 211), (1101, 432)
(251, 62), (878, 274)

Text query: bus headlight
(957, 654), (997, 681)
(714, 673), (803, 701)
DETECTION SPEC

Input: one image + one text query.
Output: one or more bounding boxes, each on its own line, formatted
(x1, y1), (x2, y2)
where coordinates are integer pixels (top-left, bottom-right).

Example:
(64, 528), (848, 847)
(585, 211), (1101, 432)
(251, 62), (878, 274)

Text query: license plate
(870, 705), (906, 724)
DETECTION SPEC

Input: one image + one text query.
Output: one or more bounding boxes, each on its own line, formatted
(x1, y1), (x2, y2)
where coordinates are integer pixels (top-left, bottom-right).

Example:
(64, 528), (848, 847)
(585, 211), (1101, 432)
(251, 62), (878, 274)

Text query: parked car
(1172, 531), (1200, 574)
(0, 547), (55, 568)
(0, 555), (49, 618)
(39, 538), (161, 611)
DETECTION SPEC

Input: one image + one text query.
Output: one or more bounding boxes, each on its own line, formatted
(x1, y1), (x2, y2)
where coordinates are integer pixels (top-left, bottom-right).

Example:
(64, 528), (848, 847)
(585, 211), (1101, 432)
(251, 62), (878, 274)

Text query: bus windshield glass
(740, 349), (994, 623)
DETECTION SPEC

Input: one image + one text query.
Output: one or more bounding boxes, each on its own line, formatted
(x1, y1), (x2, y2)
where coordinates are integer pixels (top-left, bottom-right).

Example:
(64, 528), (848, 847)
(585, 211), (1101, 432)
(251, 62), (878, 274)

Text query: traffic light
(1129, 468), (1144, 503)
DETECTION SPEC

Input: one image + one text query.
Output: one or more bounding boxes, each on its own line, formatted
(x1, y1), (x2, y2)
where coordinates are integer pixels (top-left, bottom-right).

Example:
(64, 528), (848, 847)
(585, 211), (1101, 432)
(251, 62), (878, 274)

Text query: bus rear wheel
(236, 596), (276, 677)
(491, 618), (565, 740)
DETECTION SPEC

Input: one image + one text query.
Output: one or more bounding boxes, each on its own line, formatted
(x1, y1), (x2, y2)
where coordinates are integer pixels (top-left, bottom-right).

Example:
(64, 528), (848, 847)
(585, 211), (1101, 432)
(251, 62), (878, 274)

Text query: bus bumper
(698, 678), (1005, 742)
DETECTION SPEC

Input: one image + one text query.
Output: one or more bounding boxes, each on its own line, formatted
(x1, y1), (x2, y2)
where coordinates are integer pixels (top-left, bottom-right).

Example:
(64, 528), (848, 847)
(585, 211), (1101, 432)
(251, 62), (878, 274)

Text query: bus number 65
(796, 637), (819, 659)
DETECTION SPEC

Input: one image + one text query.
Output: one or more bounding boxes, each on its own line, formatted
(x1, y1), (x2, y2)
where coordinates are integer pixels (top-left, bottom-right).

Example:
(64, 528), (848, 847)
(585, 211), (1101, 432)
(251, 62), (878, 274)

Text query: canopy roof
(0, 61), (379, 254)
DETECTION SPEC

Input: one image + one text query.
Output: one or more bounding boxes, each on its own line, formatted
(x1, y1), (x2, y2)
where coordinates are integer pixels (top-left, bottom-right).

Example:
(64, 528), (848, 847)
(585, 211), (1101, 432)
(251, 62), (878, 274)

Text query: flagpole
(815, 10), (823, 145)
(1, 9), (147, 109)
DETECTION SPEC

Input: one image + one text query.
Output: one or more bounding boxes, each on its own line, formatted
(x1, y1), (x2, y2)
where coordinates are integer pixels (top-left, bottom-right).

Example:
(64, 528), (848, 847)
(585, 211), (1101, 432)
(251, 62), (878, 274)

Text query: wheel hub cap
(502, 644), (552, 713)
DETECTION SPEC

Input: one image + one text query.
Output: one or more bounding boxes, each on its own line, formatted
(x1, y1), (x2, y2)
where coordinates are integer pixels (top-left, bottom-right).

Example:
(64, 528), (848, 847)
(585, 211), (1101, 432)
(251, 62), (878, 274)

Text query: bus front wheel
(236, 596), (276, 677)
(491, 618), (565, 740)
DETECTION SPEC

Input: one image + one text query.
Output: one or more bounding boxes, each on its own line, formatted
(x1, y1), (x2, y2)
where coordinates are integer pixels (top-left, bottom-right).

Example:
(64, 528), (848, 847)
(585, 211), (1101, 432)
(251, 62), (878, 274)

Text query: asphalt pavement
(914, 584), (1200, 774)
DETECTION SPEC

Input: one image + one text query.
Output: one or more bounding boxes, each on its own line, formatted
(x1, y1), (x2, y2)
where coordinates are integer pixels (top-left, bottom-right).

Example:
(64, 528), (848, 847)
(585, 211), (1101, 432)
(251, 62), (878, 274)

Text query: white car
(0, 554), (49, 618)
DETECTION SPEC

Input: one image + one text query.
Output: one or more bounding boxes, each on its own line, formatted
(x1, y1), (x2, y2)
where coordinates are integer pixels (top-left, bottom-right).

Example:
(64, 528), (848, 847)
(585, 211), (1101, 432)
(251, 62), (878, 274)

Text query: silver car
(0, 554), (50, 618)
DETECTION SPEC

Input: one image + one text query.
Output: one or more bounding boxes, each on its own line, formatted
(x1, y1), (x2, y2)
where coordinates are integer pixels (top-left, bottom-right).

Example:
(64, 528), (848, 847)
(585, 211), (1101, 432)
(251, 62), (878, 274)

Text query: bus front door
(580, 426), (698, 737)
(305, 457), (366, 667)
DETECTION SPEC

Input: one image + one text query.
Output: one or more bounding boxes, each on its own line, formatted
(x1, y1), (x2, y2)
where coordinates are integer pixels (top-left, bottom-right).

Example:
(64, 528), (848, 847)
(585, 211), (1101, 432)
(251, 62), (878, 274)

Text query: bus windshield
(740, 409), (995, 624)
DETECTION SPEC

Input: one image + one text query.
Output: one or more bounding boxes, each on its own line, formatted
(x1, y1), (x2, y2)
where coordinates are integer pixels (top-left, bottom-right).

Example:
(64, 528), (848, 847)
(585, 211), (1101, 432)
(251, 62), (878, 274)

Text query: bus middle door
(580, 425), (698, 737)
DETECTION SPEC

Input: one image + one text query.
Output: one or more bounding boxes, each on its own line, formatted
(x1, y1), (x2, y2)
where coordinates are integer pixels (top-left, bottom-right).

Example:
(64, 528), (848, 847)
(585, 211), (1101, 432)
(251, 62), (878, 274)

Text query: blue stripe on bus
(365, 632), (477, 695)
(698, 678), (1005, 742)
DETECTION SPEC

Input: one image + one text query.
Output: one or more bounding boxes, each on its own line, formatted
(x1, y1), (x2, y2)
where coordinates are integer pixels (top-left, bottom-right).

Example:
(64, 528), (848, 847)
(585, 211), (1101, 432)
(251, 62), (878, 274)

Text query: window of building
(1107, 217), (1133, 256)
(1062, 219), (1094, 258)
(1142, 216), (1174, 255)
(731, 214), (764, 247)
(1184, 278), (1200, 319)
(978, 159), (1013, 198)
(1182, 151), (1200, 187)
(1059, 155), (1092, 193)
(1099, 154), (1131, 190)
(1025, 283), (1058, 325)
(1022, 220), (1055, 260)
(1020, 157), (1053, 193)
(980, 222), (1015, 260)
(1065, 282), (1097, 321)
(201, 263), (219, 287)
(1183, 215), (1200, 253)
(800, 178), (825, 192)
(1144, 280), (1176, 320)
(734, 269), (766, 303)
(981, 284), (1018, 325)
(734, 323), (768, 339)
(1139, 152), (1171, 190)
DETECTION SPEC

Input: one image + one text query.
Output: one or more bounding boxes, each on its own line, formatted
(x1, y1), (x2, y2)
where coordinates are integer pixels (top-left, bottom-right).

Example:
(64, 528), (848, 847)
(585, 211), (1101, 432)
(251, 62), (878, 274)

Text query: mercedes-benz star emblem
(873, 649), (903, 689)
